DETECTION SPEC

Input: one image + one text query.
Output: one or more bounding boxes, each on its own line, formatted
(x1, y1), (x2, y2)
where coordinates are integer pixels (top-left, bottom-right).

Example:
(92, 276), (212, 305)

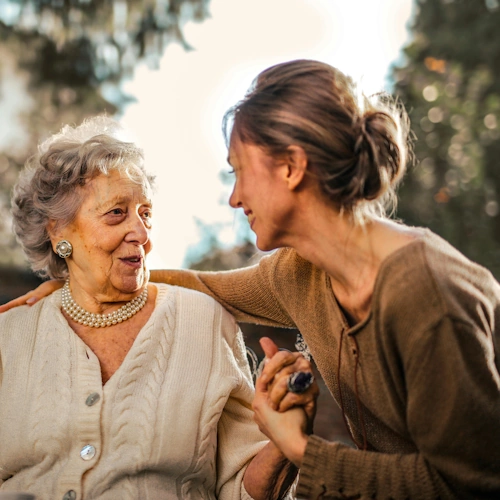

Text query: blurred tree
(183, 215), (257, 269)
(0, 0), (211, 266)
(393, 0), (500, 277)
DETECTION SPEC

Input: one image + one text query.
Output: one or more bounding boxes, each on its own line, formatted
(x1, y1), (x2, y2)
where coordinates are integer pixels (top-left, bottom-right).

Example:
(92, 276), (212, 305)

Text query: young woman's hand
(0, 279), (64, 313)
(252, 337), (319, 467)
(258, 337), (318, 420)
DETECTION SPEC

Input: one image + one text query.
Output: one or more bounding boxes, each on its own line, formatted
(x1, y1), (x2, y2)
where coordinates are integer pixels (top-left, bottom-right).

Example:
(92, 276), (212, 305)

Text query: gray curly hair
(12, 116), (155, 279)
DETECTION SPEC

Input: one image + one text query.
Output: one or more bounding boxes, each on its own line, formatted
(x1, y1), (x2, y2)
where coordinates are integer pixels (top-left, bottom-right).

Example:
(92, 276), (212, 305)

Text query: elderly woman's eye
(109, 208), (124, 215)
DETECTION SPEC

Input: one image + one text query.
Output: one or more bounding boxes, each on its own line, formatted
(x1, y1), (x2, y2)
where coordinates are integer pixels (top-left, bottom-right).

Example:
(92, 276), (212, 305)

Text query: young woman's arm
(149, 253), (295, 329)
(1, 251), (296, 329)
(254, 315), (500, 499)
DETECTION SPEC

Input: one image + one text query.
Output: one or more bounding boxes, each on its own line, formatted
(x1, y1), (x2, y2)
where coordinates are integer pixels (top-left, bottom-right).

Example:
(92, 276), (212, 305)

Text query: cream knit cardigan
(0, 284), (268, 499)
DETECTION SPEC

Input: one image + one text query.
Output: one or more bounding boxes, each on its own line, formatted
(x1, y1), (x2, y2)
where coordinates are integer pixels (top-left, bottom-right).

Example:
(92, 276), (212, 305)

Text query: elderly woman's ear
(46, 220), (60, 252)
(47, 221), (73, 259)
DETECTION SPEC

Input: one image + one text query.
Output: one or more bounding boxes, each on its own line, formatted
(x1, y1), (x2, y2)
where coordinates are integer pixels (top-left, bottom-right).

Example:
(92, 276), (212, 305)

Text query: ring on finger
(287, 371), (314, 394)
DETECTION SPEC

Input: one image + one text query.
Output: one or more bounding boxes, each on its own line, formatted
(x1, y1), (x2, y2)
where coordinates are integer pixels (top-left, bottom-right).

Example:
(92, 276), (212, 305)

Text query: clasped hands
(253, 337), (319, 468)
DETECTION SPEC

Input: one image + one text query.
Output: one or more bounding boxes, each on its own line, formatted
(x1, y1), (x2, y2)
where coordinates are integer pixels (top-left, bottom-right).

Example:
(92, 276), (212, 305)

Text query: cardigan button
(80, 445), (96, 460)
(63, 490), (77, 500)
(85, 392), (100, 406)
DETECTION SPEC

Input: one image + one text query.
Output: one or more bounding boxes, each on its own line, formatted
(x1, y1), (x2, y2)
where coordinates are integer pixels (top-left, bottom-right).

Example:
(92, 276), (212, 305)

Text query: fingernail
(27, 297), (38, 305)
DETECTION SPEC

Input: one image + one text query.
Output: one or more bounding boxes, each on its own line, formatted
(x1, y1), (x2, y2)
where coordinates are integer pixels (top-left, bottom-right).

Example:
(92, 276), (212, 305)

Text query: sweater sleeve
(215, 308), (295, 500)
(297, 315), (500, 500)
(151, 250), (295, 328)
(215, 330), (266, 500)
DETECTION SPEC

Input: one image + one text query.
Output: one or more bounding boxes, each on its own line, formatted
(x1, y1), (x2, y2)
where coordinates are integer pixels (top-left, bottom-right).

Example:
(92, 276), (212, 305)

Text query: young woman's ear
(285, 145), (308, 191)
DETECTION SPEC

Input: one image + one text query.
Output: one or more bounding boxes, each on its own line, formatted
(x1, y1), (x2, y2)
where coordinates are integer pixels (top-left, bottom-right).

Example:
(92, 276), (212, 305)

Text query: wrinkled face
(56, 168), (153, 300)
(228, 135), (292, 251)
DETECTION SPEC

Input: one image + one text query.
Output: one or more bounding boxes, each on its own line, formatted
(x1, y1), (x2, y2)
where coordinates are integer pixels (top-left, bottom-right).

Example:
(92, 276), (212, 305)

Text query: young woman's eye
(227, 168), (235, 174)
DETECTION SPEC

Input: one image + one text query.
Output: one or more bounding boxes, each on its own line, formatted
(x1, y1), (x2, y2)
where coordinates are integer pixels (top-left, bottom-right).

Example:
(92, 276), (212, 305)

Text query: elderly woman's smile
(54, 168), (153, 311)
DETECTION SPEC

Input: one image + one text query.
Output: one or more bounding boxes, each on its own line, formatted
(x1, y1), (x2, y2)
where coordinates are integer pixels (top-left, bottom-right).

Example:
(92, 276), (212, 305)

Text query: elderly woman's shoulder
(0, 296), (47, 321)
(0, 296), (49, 346)
(154, 282), (237, 321)
(153, 284), (240, 347)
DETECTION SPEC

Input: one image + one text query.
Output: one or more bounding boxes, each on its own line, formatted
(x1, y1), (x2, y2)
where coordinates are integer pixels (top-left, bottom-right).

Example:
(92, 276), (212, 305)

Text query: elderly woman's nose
(125, 212), (150, 243)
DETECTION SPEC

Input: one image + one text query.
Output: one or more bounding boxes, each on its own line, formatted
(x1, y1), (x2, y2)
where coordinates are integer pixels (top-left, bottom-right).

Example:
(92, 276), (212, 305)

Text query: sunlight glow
(121, 0), (414, 268)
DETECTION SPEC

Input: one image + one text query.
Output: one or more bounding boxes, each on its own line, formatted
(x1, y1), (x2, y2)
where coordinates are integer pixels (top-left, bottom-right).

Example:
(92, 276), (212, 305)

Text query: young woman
(3, 60), (500, 499)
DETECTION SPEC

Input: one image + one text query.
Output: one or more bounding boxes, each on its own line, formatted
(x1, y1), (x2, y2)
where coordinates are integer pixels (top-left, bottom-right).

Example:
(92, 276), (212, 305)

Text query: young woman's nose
(229, 184), (242, 209)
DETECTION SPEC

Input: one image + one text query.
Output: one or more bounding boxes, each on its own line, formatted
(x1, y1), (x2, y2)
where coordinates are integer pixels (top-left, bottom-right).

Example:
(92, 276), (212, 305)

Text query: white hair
(12, 115), (154, 279)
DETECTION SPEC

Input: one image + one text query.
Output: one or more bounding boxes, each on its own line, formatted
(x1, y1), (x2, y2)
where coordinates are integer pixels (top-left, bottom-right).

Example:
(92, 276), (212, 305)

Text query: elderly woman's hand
(258, 337), (318, 425)
(0, 280), (64, 313)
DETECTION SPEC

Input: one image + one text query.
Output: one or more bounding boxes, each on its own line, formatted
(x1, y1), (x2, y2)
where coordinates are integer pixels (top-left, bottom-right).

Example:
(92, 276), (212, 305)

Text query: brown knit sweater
(154, 229), (500, 499)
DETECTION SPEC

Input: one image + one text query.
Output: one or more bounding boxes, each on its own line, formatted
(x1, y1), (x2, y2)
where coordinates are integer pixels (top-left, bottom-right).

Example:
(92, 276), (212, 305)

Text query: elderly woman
(0, 117), (300, 500)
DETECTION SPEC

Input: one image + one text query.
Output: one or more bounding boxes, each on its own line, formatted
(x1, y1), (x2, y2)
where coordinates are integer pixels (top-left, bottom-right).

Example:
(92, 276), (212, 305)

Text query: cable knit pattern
(179, 391), (226, 497)
(89, 286), (176, 498)
(0, 284), (269, 499)
(155, 229), (500, 499)
(28, 306), (73, 479)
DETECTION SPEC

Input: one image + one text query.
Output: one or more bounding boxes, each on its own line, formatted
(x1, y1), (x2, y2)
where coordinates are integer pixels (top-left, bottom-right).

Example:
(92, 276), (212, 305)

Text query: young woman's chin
(254, 235), (279, 253)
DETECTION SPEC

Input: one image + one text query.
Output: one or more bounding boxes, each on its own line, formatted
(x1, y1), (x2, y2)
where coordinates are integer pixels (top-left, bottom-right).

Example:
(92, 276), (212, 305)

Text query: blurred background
(1, 0), (499, 442)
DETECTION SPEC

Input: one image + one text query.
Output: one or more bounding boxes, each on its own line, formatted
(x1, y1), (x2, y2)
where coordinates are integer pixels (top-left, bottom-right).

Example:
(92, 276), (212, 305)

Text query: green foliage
(0, 0), (210, 82)
(0, 22), (117, 265)
(393, 0), (500, 277)
(0, 0), (211, 266)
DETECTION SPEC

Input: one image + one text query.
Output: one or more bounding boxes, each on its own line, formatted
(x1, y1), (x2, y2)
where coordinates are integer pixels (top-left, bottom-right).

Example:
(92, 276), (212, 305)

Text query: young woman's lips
(120, 256), (143, 269)
(245, 211), (255, 228)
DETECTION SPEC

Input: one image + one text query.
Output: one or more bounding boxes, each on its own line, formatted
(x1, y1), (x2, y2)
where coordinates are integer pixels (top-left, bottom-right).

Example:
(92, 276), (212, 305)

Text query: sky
(120, 0), (415, 269)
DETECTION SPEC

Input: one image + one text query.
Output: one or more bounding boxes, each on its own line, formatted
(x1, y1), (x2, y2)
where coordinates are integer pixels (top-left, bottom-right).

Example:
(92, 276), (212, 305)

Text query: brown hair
(223, 59), (411, 221)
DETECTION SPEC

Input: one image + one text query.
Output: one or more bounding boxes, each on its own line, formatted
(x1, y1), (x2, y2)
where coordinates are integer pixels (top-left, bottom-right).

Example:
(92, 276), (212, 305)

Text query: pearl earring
(55, 240), (73, 259)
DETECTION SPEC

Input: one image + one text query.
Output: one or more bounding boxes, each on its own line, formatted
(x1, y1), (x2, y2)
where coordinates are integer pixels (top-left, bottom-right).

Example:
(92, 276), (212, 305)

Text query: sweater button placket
(85, 392), (100, 406)
(80, 444), (96, 460)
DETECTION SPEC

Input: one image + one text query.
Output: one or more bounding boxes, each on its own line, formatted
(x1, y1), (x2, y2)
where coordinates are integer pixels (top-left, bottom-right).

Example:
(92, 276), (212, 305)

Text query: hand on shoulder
(0, 279), (64, 313)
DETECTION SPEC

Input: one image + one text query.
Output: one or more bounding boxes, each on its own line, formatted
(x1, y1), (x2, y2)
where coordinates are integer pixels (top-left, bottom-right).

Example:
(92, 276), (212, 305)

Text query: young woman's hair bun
(350, 103), (409, 204)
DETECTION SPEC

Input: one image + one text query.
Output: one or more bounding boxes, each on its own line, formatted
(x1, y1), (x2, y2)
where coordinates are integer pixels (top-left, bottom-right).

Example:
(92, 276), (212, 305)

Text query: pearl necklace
(61, 279), (148, 328)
